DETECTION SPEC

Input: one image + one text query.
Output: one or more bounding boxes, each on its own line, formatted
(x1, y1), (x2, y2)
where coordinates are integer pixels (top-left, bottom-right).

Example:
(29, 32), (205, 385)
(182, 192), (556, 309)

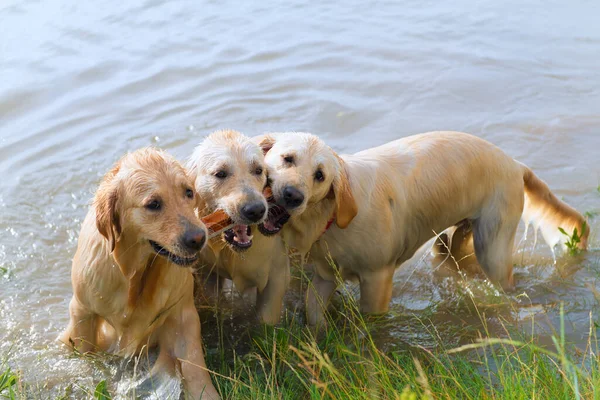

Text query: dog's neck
(112, 237), (174, 314)
(282, 197), (336, 257)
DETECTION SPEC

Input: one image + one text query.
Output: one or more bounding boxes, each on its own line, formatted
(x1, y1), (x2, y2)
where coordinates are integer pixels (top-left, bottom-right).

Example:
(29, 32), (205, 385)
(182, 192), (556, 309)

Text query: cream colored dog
(257, 131), (589, 326)
(59, 148), (219, 399)
(187, 130), (290, 325)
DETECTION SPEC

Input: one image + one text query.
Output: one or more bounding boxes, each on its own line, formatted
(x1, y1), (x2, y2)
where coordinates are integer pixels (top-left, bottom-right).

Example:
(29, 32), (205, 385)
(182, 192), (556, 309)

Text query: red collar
(321, 213), (336, 236)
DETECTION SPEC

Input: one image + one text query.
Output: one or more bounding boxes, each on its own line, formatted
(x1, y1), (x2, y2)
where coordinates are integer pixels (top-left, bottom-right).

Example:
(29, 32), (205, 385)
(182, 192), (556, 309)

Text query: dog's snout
(241, 201), (267, 222)
(181, 226), (206, 252)
(282, 186), (304, 208)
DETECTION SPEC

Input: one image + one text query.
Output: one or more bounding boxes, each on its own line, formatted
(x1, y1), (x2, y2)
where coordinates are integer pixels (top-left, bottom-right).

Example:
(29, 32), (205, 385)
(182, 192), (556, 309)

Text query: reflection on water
(1, 0), (599, 397)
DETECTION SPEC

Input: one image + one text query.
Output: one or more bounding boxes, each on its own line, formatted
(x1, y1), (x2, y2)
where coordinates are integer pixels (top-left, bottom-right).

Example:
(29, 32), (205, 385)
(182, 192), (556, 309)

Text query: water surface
(1, 0), (599, 397)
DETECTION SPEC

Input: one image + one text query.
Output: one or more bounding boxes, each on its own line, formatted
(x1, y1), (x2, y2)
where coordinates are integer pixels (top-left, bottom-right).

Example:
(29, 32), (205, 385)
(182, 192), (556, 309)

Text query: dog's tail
(520, 163), (589, 251)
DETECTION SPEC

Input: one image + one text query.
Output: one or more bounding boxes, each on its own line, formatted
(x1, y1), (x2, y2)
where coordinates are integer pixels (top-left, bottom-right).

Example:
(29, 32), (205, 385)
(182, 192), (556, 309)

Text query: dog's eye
(283, 155), (294, 164)
(314, 170), (325, 182)
(254, 167), (263, 175)
(185, 188), (194, 199)
(215, 171), (228, 179)
(145, 200), (162, 211)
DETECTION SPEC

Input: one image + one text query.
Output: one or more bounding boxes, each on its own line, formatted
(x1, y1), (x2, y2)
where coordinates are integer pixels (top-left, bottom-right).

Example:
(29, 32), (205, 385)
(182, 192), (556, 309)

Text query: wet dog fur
(59, 148), (219, 399)
(257, 131), (589, 326)
(188, 130), (290, 325)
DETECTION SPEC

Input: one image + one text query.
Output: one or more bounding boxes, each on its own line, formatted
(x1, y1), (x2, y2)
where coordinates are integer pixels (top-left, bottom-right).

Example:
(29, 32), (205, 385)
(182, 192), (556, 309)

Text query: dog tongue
(262, 219), (278, 231)
(232, 224), (252, 243)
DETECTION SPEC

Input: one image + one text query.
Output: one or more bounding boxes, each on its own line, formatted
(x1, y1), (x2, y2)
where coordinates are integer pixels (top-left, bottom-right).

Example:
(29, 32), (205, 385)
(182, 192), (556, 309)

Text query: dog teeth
(232, 236), (251, 245)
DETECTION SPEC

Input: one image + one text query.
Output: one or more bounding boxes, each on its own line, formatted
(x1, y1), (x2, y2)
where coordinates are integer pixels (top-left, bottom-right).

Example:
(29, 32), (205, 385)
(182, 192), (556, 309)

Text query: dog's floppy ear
(95, 164), (122, 252)
(333, 155), (358, 229)
(254, 134), (276, 155)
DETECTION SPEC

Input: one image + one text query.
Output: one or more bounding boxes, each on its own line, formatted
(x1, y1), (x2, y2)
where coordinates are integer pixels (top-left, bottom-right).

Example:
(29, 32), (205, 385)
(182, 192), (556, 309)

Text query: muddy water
(1, 0), (599, 396)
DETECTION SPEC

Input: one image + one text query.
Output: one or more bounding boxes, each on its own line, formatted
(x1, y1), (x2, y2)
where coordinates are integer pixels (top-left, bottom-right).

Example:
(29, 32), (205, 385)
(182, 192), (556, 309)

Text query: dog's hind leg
(433, 221), (481, 276)
(59, 296), (98, 353)
(359, 267), (395, 314)
(96, 318), (117, 352)
(472, 201), (522, 290)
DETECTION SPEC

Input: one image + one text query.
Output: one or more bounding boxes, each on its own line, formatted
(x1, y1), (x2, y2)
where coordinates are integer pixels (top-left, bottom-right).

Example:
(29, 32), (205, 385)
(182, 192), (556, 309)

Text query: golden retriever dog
(257, 131), (589, 326)
(187, 130), (290, 325)
(59, 148), (219, 399)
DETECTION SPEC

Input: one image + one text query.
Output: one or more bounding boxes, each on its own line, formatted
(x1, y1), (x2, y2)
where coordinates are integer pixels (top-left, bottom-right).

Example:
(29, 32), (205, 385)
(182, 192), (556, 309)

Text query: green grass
(559, 222), (587, 256)
(4, 265), (600, 399)
(4, 307), (600, 400)
(200, 280), (600, 400)
(93, 380), (111, 400)
(0, 364), (19, 400)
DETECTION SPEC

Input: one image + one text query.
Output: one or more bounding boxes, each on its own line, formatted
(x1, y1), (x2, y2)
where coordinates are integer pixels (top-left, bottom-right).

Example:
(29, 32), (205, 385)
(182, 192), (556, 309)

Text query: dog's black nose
(241, 201), (267, 222)
(181, 226), (206, 251)
(282, 186), (304, 208)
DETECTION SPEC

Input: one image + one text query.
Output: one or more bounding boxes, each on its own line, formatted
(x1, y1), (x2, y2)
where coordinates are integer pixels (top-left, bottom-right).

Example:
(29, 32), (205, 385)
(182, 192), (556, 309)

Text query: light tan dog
(59, 148), (219, 399)
(187, 130), (290, 325)
(257, 131), (589, 326)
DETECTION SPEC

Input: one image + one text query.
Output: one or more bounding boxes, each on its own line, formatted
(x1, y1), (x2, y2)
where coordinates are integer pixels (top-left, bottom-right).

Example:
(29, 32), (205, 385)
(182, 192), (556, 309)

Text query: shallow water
(1, 0), (599, 397)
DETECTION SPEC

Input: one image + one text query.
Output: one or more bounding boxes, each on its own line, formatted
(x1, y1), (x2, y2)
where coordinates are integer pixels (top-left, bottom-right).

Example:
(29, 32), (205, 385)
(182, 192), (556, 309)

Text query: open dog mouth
(258, 204), (291, 236)
(149, 240), (199, 266)
(223, 224), (254, 251)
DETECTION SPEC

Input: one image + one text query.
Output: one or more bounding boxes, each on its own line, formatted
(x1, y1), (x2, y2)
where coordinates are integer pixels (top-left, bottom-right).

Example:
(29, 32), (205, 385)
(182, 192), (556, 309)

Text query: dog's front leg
(305, 271), (337, 327)
(359, 267), (395, 314)
(164, 299), (220, 400)
(256, 256), (290, 325)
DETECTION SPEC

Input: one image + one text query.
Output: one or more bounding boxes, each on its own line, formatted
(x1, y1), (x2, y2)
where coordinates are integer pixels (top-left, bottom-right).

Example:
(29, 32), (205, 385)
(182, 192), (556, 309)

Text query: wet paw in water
(115, 369), (182, 399)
